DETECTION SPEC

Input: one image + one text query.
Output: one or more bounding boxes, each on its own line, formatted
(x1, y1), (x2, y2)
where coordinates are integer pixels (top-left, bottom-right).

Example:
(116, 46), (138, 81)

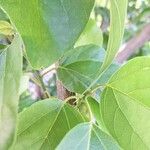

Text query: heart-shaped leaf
(0, 0), (94, 68)
(58, 45), (119, 93)
(14, 99), (85, 150)
(57, 45), (105, 93)
(100, 57), (150, 149)
(57, 122), (120, 150)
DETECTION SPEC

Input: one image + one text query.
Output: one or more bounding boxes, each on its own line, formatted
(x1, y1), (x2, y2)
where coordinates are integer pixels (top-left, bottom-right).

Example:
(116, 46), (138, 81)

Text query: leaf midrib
(39, 103), (65, 149)
(109, 66), (150, 85)
(107, 85), (150, 110)
(59, 65), (93, 82)
(17, 104), (62, 135)
(112, 89), (149, 149)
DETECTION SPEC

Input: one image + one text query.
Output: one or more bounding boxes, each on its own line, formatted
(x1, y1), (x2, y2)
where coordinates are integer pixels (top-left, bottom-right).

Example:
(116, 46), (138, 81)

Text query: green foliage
(0, 20), (14, 35)
(57, 45), (105, 93)
(0, 0), (94, 68)
(18, 94), (36, 113)
(1, 0), (150, 150)
(58, 45), (119, 94)
(0, 35), (22, 149)
(87, 97), (105, 130)
(101, 0), (128, 71)
(100, 57), (150, 149)
(75, 19), (103, 47)
(57, 123), (120, 150)
(14, 99), (85, 150)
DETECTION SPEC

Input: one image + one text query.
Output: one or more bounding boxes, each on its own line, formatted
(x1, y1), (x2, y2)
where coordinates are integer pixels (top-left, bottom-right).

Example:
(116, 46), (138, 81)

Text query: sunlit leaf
(0, 20), (14, 35)
(75, 19), (103, 47)
(19, 74), (29, 95)
(100, 57), (150, 149)
(0, 34), (22, 149)
(101, 0), (128, 71)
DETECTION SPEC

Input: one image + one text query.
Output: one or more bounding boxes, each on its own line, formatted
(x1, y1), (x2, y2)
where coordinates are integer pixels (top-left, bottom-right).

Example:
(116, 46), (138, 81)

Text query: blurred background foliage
(1, 0), (148, 112)
(95, 0), (150, 57)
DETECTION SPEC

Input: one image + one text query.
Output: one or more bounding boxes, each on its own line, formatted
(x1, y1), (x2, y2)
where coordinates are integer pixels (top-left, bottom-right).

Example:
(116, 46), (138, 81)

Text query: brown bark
(116, 23), (150, 63)
(56, 80), (75, 105)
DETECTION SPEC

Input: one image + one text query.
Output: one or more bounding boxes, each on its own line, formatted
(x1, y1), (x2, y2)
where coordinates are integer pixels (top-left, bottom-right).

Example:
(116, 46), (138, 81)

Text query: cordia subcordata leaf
(100, 57), (150, 150)
(100, 0), (128, 72)
(58, 45), (105, 93)
(14, 99), (85, 150)
(0, 34), (22, 149)
(75, 19), (103, 47)
(87, 97), (108, 133)
(0, 0), (94, 68)
(57, 122), (120, 150)
(58, 44), (119, 94)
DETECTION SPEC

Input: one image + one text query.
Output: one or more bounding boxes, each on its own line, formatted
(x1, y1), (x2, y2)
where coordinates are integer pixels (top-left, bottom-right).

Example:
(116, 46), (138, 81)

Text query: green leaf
(100, 57), (150, 150)
(14, 99), (85, 150)
(97, 63), (119, 86)
(75, 19), (103, 47)
(0, 7), (9, 21)
(87, 97), (99, 121)
(57, 122), (120, 150)
(0, 20), (14, 35)
(101, 0), (128, 71)
(19, 74), (29, 95)
(57, 45), (105, 93)
(87, 97), (105, 129)
(0, 34), (22, 149)
(18, 95), (36, 113)
(0, 0), (94, 68)
(58, 45), (119, 94)
(0, 8), (12, 47)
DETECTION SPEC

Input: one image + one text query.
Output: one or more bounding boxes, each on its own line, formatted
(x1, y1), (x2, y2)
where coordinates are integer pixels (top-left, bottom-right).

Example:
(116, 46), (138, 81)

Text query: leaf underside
(57, 122), (120, 150)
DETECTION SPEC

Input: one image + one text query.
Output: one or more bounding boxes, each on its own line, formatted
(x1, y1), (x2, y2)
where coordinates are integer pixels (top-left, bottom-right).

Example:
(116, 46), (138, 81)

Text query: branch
(40, 64), (57, 77)
(116, 23), (150, 63)
(56, 80), (75, 105)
